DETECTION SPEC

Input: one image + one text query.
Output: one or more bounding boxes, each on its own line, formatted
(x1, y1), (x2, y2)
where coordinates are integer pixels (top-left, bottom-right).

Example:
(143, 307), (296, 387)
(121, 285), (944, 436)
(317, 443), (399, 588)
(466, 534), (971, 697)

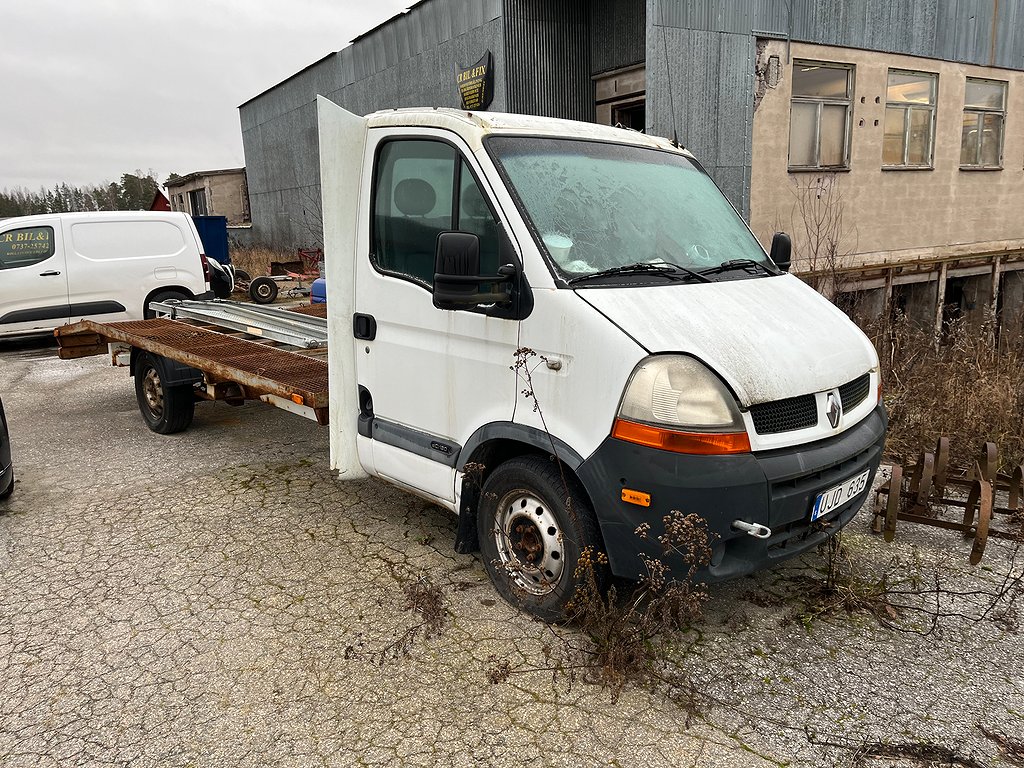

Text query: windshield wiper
(567, 262), (711, 285)
(699, 258), (778, 277)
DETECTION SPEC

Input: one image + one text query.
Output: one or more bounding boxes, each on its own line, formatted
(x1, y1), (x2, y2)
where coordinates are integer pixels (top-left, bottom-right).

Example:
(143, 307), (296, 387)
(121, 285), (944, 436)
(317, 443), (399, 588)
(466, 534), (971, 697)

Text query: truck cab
(320, 102), (886, 620)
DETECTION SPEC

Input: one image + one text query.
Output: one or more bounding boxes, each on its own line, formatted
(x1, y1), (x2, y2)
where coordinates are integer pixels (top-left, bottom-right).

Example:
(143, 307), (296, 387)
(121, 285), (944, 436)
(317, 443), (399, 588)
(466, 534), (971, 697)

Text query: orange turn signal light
(612, 418), (751, 455)
(290, 394), (305, 405)
(621, 489), (651, 507)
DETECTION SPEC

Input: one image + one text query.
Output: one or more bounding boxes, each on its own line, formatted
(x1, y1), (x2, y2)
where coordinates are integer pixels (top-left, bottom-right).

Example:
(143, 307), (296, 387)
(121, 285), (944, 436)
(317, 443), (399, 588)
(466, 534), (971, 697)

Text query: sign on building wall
(456, 52), (494, 110)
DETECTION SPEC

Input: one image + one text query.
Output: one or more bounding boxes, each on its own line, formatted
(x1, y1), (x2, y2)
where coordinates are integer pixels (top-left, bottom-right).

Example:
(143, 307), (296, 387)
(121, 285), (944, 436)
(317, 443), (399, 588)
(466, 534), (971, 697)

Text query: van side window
(0, 226), (55, 270)
(372, 141), (502, 287)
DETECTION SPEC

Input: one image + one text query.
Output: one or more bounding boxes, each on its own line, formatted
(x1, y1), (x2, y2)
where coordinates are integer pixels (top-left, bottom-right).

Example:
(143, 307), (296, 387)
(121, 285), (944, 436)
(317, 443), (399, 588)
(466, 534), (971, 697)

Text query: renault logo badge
(826, 392), (842, 429)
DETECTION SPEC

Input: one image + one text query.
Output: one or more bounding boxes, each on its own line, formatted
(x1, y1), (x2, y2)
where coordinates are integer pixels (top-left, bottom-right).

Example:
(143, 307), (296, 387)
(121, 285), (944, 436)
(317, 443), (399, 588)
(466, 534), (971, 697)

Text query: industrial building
(239, 0), (1024, 332)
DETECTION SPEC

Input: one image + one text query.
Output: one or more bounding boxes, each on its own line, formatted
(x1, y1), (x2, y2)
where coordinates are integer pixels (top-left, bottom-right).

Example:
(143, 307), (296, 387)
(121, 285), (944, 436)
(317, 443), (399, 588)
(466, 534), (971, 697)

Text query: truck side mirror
(433, 231), (481, 307)
(770, 232), (792, 273)
(432, 230), (520, 312)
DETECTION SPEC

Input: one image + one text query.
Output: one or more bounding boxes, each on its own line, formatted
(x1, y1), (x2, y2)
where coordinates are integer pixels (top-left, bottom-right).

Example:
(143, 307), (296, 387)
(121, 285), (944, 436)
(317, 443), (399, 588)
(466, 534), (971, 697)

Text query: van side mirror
(432, 231), (514, 310)
(770, 232), (792, 273)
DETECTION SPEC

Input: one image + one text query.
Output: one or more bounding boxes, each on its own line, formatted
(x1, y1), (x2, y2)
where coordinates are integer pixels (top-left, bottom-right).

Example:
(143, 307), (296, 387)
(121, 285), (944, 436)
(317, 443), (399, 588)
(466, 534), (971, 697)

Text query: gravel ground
(1, 337), (1022, 767)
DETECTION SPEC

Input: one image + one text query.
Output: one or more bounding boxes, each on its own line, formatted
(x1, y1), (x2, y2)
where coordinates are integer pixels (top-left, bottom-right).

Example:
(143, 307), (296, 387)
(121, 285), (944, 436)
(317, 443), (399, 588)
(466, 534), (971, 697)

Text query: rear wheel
(0, 470), (12, 500)
(134, 352), (195, 434)
(249, 277), (278, 304)
(145, 290), (188, 319)
(478, 455), (606, 622)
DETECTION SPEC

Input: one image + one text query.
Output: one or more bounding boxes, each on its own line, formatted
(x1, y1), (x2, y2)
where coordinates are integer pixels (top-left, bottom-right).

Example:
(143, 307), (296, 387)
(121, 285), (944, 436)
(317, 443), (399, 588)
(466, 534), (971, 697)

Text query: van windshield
(486, 136), (769, 284)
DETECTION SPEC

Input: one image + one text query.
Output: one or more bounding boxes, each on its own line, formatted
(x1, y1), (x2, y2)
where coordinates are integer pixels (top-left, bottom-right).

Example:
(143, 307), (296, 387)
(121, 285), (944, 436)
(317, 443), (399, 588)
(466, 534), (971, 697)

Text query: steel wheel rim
(255, 282), (273, 299)
(494, 491), (564, 596)
(142, 368), (164, 417)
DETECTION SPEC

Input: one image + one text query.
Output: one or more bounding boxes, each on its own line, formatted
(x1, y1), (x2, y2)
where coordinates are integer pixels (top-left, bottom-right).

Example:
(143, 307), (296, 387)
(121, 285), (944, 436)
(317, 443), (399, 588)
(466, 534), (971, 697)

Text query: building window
(883, 70), (937, 167)
(960, 78), (1006, 168)
(188, 188), (209, 216)
(788, 61), (853, 170)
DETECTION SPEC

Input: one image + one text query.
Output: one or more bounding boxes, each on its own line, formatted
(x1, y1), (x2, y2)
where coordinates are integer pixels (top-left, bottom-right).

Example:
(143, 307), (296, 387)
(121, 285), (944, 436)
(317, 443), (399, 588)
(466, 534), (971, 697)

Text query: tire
(134, 352), (195, 434)
(477, 455), (606, 622)
(249, 277), (278, 304)
(145, 290), (189, 320)
(0, 470), (12, 500)
(233, 269), (251, 286)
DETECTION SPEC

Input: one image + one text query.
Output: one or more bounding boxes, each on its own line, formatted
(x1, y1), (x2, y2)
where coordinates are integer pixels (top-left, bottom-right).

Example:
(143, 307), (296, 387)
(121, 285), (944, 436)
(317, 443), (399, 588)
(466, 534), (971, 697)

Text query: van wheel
(134, 352), (195, 434)
(249, 277), (278, 304)
(0, 471), (12, 500)
(477, 455), (606, 622)
(145, 290), (188, 319)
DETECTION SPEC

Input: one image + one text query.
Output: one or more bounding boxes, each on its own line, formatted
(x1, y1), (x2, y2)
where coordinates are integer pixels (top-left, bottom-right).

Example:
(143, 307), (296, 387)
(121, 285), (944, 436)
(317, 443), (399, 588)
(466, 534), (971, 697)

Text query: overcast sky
(0, 0), (411, 192)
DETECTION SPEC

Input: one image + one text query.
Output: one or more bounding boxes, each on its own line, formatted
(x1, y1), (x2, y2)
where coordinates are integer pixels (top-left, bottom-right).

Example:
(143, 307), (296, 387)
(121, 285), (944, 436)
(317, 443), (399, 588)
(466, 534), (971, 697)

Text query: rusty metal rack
(873, 437), (1024, 564)
(54, 301), (330, 425)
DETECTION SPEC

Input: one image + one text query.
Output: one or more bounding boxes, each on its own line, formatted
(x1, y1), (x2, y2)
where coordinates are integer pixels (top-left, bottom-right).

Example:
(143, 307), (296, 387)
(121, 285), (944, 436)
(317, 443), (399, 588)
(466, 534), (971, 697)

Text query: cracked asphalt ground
(1, 338), (1023, 768)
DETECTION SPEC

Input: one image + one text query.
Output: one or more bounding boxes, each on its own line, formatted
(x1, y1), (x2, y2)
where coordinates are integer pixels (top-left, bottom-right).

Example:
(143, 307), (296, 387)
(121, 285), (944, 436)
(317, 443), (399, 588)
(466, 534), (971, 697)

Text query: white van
(0, 211), (211, 338)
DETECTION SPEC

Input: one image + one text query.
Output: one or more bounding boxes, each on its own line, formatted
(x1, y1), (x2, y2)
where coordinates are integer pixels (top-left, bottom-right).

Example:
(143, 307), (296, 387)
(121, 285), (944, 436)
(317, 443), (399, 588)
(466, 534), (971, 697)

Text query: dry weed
(872, 316), (1024, 470)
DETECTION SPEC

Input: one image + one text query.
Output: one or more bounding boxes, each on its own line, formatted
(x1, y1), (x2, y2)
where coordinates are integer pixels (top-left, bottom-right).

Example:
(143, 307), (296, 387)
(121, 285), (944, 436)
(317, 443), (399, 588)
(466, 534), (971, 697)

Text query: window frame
(368, 135), (512, 296)
(960, 77), (1007, 170)
(788, 60), (855, 172)
(883, 69), (938, 169)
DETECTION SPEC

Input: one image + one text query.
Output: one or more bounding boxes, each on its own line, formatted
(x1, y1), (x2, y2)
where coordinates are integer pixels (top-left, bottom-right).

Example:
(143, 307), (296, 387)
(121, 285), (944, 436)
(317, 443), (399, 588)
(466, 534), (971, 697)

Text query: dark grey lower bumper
(577, 405), (887, 582)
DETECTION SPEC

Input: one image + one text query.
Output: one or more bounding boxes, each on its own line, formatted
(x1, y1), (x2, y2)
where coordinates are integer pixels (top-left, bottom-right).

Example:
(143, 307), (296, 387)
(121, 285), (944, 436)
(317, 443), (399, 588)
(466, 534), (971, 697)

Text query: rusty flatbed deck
(54, 315), (330, 412)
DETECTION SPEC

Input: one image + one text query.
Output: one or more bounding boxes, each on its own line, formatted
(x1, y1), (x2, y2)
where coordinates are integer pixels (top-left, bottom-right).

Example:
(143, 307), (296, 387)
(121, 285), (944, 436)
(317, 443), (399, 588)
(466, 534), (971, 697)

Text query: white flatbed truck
(56, 103), (886, 620)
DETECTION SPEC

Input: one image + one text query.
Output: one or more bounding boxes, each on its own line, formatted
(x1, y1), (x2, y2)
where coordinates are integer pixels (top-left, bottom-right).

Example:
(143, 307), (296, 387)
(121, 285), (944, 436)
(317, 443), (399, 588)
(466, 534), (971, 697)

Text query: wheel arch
(143, 286), (195, 316)
(453, 422), (589, 554)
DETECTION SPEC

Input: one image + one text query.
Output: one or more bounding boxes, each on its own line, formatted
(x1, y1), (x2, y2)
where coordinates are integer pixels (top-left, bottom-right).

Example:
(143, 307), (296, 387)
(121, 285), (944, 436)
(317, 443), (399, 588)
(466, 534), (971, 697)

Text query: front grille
(750, 394), (817, 435)
(838, 373), (870, 410)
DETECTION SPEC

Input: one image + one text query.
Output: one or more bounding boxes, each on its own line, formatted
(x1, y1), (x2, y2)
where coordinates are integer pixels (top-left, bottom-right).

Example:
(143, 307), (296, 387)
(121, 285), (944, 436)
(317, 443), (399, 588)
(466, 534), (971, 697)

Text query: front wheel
(477, 455), (606, 622)
(134, 352), (195, 434)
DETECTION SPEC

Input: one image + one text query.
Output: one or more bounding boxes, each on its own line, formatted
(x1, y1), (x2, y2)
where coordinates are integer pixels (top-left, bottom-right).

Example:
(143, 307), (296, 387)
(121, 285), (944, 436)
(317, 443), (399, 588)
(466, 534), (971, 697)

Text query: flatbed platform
(54, 301), (331, 424)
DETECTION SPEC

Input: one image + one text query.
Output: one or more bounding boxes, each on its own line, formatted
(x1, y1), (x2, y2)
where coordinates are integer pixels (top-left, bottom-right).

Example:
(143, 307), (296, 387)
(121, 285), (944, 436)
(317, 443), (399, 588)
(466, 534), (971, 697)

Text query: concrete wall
(240, 0), (505, 248)
(749, 40), (1024, 271)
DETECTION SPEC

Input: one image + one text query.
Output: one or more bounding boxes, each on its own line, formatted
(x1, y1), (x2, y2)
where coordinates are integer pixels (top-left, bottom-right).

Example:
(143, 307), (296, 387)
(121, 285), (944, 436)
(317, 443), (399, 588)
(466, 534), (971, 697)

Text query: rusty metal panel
(504, 0), (593, 121)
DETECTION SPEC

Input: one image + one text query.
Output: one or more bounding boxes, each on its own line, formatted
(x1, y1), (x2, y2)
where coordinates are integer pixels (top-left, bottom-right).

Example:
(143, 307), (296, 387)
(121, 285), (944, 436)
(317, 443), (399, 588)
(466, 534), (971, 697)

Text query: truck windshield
(486, 136), (769, 284)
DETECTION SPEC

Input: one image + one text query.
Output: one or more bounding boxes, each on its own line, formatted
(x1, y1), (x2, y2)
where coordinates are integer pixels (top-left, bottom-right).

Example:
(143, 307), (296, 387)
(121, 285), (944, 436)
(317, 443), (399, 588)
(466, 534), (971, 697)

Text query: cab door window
(372, 140), (501, 287)
(0, 226), (55, 270)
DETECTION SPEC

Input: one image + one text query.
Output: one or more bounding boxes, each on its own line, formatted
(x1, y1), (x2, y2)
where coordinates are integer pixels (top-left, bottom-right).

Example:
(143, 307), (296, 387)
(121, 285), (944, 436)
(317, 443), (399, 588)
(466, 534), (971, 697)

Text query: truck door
(0, 219), (70, 336)
(354, 130), (521, 503)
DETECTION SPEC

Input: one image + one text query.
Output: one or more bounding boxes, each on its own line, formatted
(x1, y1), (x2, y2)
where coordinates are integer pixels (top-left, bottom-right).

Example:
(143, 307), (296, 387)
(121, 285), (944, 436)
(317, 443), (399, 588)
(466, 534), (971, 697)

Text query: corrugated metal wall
(651, 0), (1024, 69)
(503, 0), (593, 121)
(648, 0), (1024, 220)
(590, 0), (646, 74)
(239, 0), (504, 248)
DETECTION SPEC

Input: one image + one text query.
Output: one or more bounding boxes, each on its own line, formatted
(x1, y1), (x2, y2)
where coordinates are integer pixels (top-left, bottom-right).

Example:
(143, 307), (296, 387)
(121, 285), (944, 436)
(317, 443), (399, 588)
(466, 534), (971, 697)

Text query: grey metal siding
(652, 0), (1024, 67)
(590, 0), (646, 74)
(239, 0), (505, 247)
(646, 20), (754, 217)
(504, 0), (593, 121)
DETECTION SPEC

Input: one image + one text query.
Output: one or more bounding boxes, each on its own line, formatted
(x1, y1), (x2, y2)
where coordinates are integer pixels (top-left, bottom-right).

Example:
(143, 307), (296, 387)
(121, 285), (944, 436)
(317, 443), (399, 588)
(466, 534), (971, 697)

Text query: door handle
(39, 270), (61, 276)
(353, 313), (376, 340)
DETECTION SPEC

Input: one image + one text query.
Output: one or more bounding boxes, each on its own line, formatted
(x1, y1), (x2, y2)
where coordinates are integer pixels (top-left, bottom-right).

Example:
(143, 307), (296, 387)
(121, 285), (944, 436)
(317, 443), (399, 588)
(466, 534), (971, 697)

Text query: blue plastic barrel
(311, 277), (327, 304)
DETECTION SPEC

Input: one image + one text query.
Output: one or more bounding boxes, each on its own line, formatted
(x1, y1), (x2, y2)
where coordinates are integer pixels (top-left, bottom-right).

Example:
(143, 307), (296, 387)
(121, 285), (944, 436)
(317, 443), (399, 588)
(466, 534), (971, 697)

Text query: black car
(0, 396), (13, 499)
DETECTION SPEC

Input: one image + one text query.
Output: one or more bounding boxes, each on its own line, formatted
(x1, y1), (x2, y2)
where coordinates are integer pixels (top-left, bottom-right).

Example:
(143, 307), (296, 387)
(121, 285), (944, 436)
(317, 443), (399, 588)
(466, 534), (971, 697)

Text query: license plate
(811, 469), (870, 521)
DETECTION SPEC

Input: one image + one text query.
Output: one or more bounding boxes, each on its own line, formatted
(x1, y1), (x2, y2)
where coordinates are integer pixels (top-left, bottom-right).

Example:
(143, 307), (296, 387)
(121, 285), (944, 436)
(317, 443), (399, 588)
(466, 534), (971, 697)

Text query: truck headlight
(612, 355), (750, 454)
